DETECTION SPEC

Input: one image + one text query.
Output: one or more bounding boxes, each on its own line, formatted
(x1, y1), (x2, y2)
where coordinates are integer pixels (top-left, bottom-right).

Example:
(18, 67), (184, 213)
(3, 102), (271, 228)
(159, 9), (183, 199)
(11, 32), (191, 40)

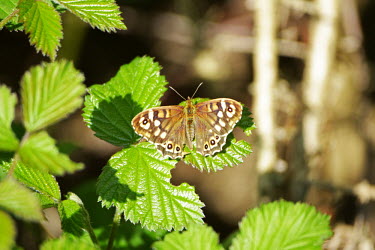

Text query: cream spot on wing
(209, 129), (213, 133)
(217, 111), (224, 118)
(221, 101), (227, 111)
(148, 110), (154, 120)
(230, 104), (236, 111)
(214, 124), (221, 131)
(154, 128), (161, 136)
(160, 131), (167, 139)
(226, 111), (234, 118)
(154, 120), (161, 126)
(219, 119), (225, 127)
(140, 121), (150, 129)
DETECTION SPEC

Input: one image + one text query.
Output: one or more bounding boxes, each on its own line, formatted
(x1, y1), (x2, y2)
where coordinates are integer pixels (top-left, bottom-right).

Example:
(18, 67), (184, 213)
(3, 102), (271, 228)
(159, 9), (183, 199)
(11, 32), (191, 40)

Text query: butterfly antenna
(169, 86), (186, 101)
(191, 82), (203, 99)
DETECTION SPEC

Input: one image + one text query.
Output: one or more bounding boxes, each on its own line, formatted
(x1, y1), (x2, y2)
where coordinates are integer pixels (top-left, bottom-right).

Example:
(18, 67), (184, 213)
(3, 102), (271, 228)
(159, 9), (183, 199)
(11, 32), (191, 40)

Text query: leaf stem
(107, 208), (122, 250)
(0, 8), (20, 30)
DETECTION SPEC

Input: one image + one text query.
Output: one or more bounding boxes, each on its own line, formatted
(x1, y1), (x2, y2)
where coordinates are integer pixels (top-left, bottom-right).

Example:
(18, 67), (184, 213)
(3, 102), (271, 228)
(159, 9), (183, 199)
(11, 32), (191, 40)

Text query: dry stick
(252, 0), (279, 173)
(302, 0), (339, 167)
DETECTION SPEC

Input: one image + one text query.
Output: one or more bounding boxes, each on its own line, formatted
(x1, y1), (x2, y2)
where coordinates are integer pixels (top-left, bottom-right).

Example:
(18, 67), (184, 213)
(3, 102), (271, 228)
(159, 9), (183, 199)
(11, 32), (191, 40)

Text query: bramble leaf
(1, 161), (61, 208)
(83, 56), (167, 147)
(230, 200), (333, 250)
(0, 85), (19, 151)
(184, 136), (252, 172)
(0, 177), (43, 221)
(19, 131), (84, 175)
(97, 142), (204, 231)
(23, 1), (63, 59)
(21, 60), (85, 132)
(58, 193), (97, 244)
(153, 223), (223, 250)
(57, 0), (126, 32)
(237, 106), (255, 136)
(0, 211), (16, 250)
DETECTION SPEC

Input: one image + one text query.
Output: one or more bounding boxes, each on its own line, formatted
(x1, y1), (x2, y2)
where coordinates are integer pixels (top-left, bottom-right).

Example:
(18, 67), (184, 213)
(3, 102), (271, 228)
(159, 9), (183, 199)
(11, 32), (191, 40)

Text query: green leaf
(153, 223), (223, 250)
(0, 0), (17, 19)
(41, 236), (99, 250)
(0, 177), (43, 221)
(23, 1), (63, 59)
(57, 0), (126, 32)
(95, 223), (166, 249)
(0, 85), (19, 151)
(184, 136), (252, 172)
(21, 60), (85, 132)
(17, 0), (35, 19)
(230, 200), (333, 250)
(1, 160), (61, 208)
(83, 56), (168, 147)
(0, 210), (16, 250)
(97, 142), (204, 231)
(58, 193), (97, 244)
(237, 106), (255, 136)
(19, 131), (84, 175)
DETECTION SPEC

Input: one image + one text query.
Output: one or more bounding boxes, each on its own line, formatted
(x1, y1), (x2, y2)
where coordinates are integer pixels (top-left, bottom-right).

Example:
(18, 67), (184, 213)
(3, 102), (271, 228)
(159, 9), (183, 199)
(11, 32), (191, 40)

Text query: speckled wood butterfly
(131, 84), (242, 159)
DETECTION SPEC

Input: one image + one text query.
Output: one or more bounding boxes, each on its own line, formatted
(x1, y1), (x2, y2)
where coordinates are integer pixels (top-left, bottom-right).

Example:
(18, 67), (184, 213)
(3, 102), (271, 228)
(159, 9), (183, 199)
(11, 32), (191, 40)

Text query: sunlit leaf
(0, 85), (19, 151)
(97, 142), (204, 231)
(230, 200), (333, 250)
(22, 60), (85, 132)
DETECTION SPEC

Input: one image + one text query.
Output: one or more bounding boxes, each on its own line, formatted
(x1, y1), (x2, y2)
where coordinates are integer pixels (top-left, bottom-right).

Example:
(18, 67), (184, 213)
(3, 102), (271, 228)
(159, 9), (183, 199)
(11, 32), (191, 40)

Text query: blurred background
(1, 0), (375, 248)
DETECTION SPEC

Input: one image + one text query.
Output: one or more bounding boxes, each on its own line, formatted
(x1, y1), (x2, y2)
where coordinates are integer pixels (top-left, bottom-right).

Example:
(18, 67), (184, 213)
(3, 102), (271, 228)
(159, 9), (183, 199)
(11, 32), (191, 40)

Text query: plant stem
(107, 208), (122, 250)
(0, 8), (20, 30)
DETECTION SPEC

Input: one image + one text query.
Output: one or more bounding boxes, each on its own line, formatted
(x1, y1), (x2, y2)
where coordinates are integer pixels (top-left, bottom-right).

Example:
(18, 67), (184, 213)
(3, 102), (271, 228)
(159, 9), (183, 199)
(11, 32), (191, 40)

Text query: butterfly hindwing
(194, 98), (242, 156)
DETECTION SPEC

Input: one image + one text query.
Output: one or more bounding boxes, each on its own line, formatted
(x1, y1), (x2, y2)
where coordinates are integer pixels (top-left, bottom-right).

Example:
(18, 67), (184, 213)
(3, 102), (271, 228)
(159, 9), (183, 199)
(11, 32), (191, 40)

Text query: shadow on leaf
(90, 94), (143, 148)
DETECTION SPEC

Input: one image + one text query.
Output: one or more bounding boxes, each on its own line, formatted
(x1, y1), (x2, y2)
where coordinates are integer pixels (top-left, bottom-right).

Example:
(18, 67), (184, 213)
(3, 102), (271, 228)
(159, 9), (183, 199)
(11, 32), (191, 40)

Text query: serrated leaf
(17, 0), (34, 19)
(153, 223), (223, 250)
(41, 236), (99, 250)
(1, 160), (61, 208)
(0, 210), (16, 250)
(57, 0), (126, 32)
(19, 131), (84, 175)
(83, 56), (168, 147)
(237, 106), (255, 136)
(58, 193), (97, 244)
(97, 142), (204, 231)
(23, 1), (63, 59)
(0, 177), (43, 221)
(21, 60), (85, 132)
(0, 85), (19, 151)
(230, 200), (333, 250)
(184, 136), (252, 172)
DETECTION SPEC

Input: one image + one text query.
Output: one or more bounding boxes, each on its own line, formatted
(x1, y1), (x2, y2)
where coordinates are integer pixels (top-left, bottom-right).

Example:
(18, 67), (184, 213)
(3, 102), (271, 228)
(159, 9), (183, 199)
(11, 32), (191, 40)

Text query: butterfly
(131, 84), (243, 159)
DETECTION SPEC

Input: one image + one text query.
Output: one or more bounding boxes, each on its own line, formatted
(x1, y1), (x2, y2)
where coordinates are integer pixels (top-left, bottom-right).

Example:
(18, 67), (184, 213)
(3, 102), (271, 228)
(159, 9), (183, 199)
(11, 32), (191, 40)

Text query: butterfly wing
(194, 98), (242, 156)
(131, 106), (189, 159)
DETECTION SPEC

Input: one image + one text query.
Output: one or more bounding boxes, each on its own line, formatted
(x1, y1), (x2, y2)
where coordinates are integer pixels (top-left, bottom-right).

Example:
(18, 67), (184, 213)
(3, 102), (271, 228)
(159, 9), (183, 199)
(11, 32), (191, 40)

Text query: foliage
(153, 201), (332, 250)
(0, 0), (126, 60)
(0, 50), (331, 249)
